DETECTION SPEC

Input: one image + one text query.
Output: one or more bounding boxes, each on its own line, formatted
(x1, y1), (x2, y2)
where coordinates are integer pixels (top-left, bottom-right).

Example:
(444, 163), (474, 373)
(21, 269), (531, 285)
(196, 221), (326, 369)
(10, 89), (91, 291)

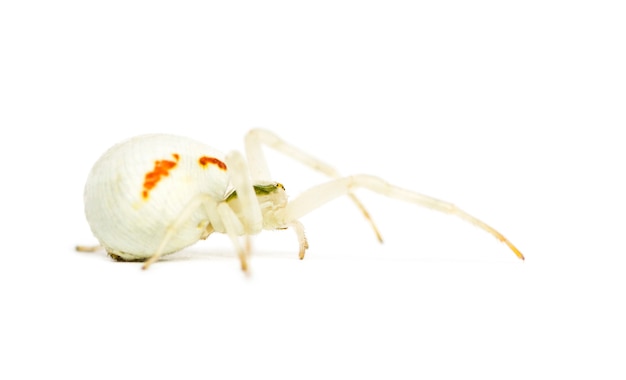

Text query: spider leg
(225, 150), (263, 233)
(282, 175), (524, 260)
(216, 150), (268, 272)
(217, 202), (250, 272)
(244, 128), (383, 242)
(75, 245), (102, 252)
(142, 193), (212, 270)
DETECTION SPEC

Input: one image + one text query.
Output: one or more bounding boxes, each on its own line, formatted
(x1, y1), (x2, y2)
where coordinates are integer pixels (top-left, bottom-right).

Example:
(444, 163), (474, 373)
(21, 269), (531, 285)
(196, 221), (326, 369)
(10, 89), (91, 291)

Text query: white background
(1, 1), (624, 379)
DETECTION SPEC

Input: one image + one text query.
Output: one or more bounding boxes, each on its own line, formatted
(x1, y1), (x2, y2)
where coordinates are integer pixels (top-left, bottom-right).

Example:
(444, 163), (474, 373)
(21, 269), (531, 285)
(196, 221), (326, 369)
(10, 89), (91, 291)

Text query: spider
(78, 129), (524, 271)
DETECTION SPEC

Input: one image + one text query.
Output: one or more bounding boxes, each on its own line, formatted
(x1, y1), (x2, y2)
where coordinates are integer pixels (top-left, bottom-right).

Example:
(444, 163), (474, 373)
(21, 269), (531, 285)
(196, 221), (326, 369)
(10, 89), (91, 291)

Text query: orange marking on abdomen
(199, 156), (227, 171)
(142, 153), (180, 200)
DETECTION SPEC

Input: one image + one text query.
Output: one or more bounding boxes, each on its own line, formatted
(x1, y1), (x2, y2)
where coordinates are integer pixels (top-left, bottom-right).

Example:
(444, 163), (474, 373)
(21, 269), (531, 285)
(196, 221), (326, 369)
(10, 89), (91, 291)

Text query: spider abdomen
(84, 134), (230, 260)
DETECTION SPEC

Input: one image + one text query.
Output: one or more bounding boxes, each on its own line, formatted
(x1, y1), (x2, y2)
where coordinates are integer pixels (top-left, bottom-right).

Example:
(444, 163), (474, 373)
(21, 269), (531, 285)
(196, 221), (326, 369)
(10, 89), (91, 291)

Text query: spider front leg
(281, 175), (525, 261)
(244, 128), (383, 243)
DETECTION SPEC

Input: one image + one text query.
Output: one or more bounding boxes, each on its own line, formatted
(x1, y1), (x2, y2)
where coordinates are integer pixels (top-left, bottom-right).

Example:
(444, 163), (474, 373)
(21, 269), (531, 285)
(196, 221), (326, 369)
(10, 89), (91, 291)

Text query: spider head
(253, 182), (288, 230)
(225, 182), (288, 230)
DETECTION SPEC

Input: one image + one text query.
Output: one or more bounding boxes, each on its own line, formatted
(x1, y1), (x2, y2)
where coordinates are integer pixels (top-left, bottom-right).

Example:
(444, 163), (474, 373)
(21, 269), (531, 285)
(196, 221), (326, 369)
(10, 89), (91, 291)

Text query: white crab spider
(80, 129), (524, 271)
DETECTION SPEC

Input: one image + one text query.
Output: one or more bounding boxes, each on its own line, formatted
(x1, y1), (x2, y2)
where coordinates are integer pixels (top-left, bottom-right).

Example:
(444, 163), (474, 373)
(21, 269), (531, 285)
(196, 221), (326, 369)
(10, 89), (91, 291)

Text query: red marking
(142, 153), (180, 199)
(199, 156), (227, 171)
